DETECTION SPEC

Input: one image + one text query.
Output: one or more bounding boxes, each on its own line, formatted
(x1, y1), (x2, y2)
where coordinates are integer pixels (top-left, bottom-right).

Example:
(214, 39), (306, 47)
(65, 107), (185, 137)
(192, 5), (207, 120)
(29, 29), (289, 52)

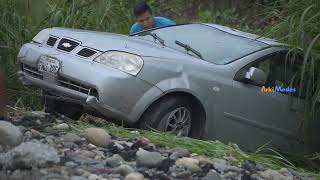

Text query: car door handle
(289, 106), (298, 112)
(288, 97), (303, 112)
(288, 96), (300, 112)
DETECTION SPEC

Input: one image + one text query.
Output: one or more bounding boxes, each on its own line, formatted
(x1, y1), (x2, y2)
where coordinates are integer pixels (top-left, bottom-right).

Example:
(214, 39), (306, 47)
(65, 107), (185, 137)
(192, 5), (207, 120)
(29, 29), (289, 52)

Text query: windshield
(133, 24), (268, 64)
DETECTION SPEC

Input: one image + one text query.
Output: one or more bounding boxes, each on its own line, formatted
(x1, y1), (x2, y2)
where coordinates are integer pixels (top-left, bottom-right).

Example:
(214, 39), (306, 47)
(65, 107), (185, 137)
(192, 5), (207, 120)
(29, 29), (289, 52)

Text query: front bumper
(17, 43), (163, 123)
(18, 71), (130, 122)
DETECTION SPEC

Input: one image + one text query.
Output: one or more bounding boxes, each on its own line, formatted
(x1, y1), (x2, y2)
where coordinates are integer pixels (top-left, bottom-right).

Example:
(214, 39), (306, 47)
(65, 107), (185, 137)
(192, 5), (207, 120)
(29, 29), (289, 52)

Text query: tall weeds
(265, 0), (320, 139)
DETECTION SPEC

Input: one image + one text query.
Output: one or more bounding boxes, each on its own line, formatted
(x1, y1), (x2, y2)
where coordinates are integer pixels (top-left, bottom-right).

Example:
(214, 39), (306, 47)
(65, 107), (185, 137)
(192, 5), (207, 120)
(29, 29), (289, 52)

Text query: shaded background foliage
(0, 0), (319, 140)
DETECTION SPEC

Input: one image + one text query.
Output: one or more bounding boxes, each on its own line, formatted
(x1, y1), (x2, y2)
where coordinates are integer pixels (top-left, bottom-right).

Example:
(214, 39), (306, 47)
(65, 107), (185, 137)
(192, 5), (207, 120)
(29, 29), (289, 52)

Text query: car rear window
(134, 24), (268, 65)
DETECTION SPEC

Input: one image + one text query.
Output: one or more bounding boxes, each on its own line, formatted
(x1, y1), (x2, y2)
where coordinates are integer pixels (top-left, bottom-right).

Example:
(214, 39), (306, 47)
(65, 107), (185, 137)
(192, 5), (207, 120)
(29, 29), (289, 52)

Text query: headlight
(94, 51), (144, 76)
(32, 28), (52, 44)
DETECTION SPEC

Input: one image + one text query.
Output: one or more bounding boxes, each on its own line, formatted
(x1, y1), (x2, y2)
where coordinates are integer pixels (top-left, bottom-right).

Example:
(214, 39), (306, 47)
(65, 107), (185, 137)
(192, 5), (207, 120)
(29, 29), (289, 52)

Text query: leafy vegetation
(198, 8), (252, 32)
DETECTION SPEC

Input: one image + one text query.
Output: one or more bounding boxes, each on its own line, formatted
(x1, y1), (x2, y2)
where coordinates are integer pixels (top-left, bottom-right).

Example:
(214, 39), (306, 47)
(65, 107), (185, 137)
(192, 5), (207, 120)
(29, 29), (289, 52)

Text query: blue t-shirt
(130, 16), (175, 34)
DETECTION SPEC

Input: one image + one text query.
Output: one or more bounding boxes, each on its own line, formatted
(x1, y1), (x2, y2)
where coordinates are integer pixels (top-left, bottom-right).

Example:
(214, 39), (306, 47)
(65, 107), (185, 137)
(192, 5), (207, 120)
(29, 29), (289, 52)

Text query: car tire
(139, 96), (203, 138)
(43, 91), (83, 120)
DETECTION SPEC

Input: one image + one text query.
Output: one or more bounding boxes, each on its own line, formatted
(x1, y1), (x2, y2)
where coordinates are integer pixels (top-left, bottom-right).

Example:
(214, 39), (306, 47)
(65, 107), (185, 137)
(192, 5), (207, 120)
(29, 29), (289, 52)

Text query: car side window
(252, 56), (272, 85)
(263, 52), (301, 89)
(238, 51), (303, 96)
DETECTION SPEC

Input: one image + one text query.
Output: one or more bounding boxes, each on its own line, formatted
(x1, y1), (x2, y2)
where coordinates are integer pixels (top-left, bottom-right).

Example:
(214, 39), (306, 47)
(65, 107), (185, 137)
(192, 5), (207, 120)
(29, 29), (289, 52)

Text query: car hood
(50, 27), (194, 60)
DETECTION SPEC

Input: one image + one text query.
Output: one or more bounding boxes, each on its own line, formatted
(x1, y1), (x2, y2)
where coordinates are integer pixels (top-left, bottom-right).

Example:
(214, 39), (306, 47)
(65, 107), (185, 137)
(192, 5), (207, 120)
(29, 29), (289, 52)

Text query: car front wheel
(140, 96), (200, 138)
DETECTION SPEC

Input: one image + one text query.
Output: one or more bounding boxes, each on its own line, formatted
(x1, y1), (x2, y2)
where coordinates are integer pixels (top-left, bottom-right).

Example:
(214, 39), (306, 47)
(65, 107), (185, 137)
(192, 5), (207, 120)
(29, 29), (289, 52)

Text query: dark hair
(134, 1), (152, 17)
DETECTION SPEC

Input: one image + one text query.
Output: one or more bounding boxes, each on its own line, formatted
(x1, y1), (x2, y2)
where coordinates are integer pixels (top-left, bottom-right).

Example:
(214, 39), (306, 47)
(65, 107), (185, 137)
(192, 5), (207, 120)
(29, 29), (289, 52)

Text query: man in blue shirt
(130, 2), (176, 34)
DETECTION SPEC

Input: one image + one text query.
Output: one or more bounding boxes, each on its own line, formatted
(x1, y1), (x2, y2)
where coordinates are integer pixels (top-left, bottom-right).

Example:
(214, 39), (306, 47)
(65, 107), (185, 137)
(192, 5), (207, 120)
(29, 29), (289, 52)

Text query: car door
(216, 50), (310, 152)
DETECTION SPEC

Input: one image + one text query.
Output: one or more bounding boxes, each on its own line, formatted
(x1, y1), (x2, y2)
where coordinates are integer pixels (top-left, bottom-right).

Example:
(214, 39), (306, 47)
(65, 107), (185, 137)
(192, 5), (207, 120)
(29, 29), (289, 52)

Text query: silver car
(17, 23), (319, 152)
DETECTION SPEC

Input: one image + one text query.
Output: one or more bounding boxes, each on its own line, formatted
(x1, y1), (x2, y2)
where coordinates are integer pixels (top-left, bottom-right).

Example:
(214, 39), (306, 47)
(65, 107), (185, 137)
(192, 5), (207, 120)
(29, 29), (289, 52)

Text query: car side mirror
(244, 67), (267, 86)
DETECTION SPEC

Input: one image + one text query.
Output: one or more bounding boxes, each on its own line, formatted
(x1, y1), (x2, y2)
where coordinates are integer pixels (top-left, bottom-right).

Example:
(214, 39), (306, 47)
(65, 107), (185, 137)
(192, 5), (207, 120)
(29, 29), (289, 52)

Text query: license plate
(38, 56), (60, 75)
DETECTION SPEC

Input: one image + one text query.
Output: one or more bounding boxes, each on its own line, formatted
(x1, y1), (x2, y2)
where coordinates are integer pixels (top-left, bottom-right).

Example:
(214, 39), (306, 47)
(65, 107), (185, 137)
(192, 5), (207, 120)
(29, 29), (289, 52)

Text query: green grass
(71, 116), (319, 178)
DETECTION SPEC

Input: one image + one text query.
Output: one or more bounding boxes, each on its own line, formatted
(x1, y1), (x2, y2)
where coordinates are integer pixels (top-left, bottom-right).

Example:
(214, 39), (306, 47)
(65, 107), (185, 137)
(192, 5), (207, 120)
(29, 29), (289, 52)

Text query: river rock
(84, 128), (112, 147)
(0, 121), (23, 149)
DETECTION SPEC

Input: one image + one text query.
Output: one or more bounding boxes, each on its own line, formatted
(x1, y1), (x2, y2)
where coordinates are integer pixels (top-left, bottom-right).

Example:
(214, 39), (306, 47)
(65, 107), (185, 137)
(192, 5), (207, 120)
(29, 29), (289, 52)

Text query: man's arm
(130, 26), (135, 34)
(164, 18), (176, 25)
(130, 23), (141, 34)
(156, 17), (176, 27)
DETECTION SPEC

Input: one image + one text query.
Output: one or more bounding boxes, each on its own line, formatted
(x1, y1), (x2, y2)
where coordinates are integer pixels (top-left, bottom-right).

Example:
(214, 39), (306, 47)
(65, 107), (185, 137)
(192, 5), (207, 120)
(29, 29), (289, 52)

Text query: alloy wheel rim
(163, 107), (192, 136)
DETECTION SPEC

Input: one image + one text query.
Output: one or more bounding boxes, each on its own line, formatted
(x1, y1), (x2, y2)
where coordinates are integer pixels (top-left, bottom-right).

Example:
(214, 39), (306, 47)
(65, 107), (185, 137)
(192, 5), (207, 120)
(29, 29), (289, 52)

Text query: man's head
(134, 2), (155, 30)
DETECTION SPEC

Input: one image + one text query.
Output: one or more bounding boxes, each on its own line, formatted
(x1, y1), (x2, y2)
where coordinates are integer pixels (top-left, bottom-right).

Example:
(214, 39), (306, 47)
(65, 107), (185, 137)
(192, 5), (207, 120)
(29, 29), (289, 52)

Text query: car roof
(201, 23), (283, 46)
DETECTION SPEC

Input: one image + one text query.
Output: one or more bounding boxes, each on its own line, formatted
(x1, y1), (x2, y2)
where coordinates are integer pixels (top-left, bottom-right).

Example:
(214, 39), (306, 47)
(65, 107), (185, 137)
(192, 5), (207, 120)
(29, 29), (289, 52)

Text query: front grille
(47, 37), (58, 46)
(57, 38), (79, 52)
(57, 76), (99, 99)
(77, 48), (97, 58)
(21, 64), (43, 79)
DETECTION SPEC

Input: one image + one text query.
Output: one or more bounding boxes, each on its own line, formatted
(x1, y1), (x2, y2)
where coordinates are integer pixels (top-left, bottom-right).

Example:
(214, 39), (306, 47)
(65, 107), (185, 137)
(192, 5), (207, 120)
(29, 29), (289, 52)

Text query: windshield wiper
(144, 32), (165, 46)
(175, 40), (203, 59)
